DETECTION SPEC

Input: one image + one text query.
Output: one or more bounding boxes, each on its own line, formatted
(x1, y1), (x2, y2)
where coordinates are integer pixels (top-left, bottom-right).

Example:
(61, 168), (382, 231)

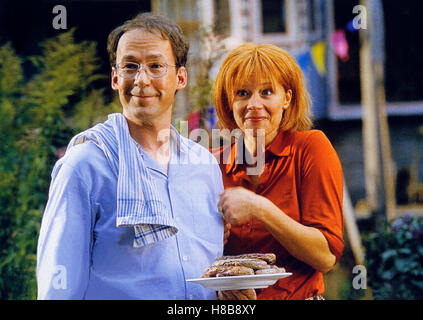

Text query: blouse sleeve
(298, 131), (344, 262)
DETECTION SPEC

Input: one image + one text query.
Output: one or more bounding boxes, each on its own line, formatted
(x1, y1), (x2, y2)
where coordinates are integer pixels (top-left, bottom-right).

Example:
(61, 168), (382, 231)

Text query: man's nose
(134, 66), (151, 85)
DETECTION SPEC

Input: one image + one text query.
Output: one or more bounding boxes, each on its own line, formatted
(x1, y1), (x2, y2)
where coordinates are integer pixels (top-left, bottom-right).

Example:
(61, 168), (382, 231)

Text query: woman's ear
(283, 89), (293, 109)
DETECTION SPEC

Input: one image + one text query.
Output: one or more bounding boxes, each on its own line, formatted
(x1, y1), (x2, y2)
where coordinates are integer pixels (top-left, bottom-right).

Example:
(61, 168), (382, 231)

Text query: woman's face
(231, 79), (292, 144)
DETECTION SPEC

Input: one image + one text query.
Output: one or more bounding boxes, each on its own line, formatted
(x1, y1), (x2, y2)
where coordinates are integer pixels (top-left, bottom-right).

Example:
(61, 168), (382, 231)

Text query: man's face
(111, 29), (187, 126)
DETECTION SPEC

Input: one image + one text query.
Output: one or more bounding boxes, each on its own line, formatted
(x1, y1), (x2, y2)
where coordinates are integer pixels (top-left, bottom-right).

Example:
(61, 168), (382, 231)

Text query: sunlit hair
(107, 12), (189, 68)
(213, 43), (312, 132)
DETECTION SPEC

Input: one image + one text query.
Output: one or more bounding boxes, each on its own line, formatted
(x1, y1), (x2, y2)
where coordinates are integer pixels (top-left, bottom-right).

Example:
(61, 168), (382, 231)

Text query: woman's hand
(218, 187), (267, 226)
(218, 289), (257, 300)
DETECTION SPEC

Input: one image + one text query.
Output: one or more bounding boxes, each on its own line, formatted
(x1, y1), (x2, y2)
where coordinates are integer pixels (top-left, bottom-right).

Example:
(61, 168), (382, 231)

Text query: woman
(212, 43), (344, 300)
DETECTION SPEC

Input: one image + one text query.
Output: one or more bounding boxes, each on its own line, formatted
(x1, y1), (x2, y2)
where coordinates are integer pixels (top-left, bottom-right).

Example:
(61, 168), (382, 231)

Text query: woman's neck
(243, 129), (278, 157)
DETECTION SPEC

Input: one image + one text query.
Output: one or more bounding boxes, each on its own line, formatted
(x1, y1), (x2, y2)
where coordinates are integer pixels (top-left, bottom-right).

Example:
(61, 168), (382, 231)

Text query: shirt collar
(225, 129), (292, 174)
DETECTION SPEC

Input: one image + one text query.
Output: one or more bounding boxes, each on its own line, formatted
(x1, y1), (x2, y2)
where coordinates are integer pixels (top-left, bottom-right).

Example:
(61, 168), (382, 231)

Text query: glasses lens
(117, 62), (168, 79)
(146, 62), (167, 78)
(119, 62), (139, 78)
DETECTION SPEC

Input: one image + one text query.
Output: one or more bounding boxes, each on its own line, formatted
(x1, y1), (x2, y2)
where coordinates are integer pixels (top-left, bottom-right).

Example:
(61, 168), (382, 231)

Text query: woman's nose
(247, 93), (264, 109)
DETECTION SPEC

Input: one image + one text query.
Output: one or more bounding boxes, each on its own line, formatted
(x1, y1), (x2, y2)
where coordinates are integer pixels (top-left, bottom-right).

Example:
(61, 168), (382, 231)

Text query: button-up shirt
(213, 129), (344, 300)
(37, 131), (224, 299)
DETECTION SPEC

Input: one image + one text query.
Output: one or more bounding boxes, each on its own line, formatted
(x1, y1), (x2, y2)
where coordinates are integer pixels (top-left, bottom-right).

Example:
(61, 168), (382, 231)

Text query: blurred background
(1, 0), (422, 299)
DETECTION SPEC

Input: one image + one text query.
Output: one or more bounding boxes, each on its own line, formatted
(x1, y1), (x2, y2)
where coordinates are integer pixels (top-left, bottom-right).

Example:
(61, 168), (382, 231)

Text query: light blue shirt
(37, 130), (224, 300)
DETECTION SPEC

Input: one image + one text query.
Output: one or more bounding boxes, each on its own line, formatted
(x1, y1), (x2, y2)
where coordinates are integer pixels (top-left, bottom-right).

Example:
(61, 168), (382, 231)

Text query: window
(213, 0), (231, 37)
(384, 1), (423, 103)
(328, 0), (423, 118)
(261, 0), (286, 33)
(334, 0), (361, 105)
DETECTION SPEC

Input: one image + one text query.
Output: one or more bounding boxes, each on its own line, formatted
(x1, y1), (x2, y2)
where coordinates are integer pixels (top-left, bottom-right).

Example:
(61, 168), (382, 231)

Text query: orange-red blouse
(212, 129), (344, 300)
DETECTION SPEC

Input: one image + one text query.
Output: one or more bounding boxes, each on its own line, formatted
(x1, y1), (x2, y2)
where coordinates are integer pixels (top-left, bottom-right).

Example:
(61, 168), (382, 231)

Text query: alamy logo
(52, 5), (67, 30)
(52, 265), (67, 290)
(352, 265), (367, 290)
(352, 5), (367, 30)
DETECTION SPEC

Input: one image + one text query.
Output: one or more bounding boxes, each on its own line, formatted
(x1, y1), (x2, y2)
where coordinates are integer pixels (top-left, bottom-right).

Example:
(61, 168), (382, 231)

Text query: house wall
(318, 116), (423, 208)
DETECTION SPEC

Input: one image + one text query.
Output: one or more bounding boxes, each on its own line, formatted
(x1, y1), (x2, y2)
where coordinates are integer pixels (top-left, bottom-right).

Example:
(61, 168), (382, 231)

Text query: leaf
(381, 249), (397, 261)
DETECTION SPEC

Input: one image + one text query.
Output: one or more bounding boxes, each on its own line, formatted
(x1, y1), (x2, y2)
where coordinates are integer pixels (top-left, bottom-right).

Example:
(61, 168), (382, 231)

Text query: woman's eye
(236, 90), (249, 97)
(262, 89), (273, 96)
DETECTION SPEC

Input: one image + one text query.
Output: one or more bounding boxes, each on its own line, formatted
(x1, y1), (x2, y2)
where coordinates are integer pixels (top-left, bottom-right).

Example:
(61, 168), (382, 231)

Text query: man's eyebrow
(119, 54), (166, 61)
(146, 53), (166, 60)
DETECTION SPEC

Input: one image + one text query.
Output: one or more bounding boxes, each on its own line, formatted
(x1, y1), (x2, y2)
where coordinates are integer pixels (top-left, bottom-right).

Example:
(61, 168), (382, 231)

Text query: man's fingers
(219, 290), (256, 300)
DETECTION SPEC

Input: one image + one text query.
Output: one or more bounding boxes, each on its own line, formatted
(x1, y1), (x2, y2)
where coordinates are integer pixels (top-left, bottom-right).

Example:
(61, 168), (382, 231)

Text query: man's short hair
(107, 12), (189, 68)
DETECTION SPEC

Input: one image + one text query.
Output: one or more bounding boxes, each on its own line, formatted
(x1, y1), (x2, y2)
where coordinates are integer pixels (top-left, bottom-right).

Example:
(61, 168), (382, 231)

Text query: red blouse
(212, 129), (344, 300)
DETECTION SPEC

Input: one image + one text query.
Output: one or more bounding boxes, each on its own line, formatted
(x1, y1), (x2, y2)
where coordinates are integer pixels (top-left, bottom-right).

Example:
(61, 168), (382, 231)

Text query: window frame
(326, 0), (423, 120)
(249, 0), (323, 46)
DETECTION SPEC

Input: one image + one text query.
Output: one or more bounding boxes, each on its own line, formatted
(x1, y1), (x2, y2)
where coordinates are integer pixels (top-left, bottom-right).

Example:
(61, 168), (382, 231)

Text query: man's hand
(218, 289), (257, 300)
(223, 220), (231, 245)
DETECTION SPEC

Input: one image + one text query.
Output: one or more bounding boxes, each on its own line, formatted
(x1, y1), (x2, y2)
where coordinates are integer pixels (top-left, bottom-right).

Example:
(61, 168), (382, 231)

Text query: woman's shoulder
(289, 129), (332, 147)
(287, 130), (337, 159)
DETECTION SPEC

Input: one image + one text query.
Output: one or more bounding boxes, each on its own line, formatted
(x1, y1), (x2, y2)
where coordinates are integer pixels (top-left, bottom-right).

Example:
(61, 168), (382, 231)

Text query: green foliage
(363, 214), (423, 299)
(188, 25), (226, 127)
(0, 29), (115, 299)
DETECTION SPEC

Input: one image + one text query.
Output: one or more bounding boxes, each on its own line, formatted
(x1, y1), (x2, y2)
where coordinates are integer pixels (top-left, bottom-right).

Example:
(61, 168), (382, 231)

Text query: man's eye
(148, 62), (166, 69)
(122, 63), (138, 70)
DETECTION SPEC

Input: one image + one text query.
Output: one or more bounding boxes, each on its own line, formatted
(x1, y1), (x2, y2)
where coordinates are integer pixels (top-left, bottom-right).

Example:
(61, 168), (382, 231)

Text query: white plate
(186, 272), (292, 291)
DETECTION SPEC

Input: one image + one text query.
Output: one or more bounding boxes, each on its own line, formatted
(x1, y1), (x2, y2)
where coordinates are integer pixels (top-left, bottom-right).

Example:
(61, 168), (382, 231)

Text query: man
(37, 12), (224, 299)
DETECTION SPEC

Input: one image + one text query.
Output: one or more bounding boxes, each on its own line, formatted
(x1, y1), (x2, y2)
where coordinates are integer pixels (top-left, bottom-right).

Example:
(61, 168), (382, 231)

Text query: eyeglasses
(115, 61), (177, 79)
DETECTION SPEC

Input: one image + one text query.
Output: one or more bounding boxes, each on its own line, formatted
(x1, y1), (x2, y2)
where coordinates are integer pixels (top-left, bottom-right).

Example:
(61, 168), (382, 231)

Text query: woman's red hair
(213, 43), (312, 131)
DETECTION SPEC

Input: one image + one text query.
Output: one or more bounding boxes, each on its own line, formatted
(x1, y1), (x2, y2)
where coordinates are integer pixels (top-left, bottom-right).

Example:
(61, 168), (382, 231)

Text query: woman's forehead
(232, 73), (278, 89)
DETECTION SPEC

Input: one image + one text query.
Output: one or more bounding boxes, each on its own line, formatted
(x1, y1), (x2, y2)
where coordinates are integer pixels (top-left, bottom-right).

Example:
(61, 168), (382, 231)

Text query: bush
(0, 29), (115, 299)
(363, 214), (423, 299)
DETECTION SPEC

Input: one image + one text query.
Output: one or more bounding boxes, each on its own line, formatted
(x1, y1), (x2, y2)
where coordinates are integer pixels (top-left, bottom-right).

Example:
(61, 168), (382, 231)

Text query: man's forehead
(116, 28), (173, 60)
(118, 28), (168, 47)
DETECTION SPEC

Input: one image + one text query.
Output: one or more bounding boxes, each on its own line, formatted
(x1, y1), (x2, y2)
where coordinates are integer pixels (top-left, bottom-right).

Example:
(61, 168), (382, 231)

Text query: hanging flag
(188, 111), (201, 131)
(346, 20), (358, 33)
(206, 107), (217, 130)
(331, 29), (350, 62)
(296, 51), (311, 73)
(311, 41), (326, 76)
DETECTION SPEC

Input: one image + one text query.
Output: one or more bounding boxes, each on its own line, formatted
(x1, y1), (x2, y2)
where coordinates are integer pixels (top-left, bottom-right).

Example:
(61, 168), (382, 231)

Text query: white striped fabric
(66, 113), (178, 247)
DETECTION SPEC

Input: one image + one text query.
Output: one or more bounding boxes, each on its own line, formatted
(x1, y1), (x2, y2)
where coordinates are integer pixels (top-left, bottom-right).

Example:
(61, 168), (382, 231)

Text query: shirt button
(183, 255), (189, 261)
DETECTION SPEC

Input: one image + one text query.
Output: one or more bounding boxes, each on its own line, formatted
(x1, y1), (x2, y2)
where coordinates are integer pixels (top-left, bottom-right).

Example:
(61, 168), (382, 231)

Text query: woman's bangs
(231, 55), (277, 92)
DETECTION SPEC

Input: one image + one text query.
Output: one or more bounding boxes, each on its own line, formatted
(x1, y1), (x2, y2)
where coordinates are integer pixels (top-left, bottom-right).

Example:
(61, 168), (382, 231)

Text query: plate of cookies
(186, 253), (292, 291)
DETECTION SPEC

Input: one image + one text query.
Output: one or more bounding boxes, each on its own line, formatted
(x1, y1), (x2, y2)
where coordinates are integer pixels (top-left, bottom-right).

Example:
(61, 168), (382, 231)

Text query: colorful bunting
(188, 111), (201, 131)
(331, 29), (350, 62)
(311, 41), (326, 76)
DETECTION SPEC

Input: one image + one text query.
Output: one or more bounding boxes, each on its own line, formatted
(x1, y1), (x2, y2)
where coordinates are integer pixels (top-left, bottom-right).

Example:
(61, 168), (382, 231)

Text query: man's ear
(111, 67), (119, 91)
(175, 66), (188, 91)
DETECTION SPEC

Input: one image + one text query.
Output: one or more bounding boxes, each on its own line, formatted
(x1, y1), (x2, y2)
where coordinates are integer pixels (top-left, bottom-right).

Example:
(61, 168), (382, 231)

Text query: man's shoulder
(55, 141), (111, 176)
(179, 134), (219, 164)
